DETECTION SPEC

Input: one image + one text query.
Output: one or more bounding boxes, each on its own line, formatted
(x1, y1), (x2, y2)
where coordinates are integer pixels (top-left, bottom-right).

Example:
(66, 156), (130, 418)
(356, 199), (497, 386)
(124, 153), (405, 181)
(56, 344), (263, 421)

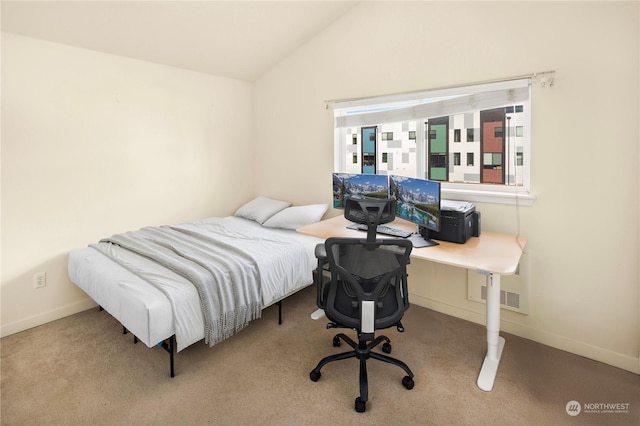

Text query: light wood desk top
(297, 215), (527, 275)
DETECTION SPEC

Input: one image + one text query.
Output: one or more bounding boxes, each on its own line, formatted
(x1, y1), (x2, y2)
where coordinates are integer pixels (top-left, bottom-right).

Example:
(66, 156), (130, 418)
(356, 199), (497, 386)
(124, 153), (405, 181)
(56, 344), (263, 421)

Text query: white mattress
(68, 216), (323, 352)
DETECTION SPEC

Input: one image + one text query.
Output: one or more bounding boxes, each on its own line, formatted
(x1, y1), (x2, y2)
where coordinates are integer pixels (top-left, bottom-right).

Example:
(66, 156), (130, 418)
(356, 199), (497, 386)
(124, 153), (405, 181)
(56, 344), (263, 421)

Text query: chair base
(309, 332), (414, 413)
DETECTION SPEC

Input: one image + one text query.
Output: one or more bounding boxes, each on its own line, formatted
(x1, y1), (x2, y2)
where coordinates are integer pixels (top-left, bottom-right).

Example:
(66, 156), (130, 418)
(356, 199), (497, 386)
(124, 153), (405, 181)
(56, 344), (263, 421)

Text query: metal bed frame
(100, 301), (285, 377)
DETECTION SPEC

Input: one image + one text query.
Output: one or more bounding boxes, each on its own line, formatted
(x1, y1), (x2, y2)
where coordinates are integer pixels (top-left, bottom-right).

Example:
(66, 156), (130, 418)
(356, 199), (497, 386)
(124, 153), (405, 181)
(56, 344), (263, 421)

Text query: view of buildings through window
(341, 105), (526, 186)
(333, 79), (531, 193)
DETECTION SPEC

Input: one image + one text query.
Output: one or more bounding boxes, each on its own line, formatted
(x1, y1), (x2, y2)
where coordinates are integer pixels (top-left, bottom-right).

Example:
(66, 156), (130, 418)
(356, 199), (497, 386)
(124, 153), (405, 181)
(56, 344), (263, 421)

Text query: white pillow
(263, 204), (328, 230)
(234, 196), (291, 224)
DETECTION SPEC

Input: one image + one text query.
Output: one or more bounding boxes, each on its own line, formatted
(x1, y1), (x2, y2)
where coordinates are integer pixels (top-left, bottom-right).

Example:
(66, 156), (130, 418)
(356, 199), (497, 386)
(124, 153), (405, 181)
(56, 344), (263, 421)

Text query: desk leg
(477, 272), (505, 392)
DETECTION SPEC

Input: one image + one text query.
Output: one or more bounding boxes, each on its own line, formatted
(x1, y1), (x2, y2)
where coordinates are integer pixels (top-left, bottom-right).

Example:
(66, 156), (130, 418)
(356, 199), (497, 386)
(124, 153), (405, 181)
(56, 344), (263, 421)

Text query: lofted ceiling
(1, 1), (358, 82)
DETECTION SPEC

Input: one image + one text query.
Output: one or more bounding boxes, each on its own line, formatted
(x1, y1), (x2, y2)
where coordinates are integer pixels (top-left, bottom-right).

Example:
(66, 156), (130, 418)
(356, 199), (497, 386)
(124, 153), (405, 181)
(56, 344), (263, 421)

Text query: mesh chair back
(324, 237), (412, 333)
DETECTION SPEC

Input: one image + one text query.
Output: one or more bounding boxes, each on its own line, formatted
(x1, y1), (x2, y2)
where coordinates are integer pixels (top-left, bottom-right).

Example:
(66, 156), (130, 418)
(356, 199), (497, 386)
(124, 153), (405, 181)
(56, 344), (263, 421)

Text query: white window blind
(331, 79), (530, 128)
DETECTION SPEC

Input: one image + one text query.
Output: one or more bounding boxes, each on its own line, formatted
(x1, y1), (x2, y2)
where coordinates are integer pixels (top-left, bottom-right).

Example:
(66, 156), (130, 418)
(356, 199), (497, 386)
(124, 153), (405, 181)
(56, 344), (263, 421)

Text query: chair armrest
(314, 243), (326, 259)
(314, 243), (327, 309)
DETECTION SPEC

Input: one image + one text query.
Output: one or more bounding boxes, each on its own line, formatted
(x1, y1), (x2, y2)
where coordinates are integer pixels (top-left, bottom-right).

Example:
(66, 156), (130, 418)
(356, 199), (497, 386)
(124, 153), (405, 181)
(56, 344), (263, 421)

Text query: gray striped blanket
(92, 223), (263, 346)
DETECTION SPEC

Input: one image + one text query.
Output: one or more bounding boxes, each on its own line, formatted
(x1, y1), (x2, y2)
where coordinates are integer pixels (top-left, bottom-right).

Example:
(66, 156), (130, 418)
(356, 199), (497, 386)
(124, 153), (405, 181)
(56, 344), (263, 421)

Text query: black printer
(430, 200), (481, 244)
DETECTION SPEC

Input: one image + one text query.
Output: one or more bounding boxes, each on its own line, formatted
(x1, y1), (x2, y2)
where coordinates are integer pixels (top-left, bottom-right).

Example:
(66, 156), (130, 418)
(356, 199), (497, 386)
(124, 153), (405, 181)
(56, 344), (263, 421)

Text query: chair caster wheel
(310, 370), (321, 382)
(402, 375), (414, 390)
(332, 336), (341, 347)
(355, 397), (366, 413)
(382, 341), (392, 353)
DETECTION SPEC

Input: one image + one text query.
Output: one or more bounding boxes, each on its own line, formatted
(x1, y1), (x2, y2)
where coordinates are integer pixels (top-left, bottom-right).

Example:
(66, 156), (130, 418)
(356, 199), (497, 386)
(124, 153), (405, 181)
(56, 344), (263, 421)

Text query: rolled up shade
(332, 78), (531, 128)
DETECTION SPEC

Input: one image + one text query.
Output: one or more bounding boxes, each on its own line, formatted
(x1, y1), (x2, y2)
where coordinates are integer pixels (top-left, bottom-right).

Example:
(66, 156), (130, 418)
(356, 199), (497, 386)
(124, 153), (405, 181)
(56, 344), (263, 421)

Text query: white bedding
(68, 216), (323, 352)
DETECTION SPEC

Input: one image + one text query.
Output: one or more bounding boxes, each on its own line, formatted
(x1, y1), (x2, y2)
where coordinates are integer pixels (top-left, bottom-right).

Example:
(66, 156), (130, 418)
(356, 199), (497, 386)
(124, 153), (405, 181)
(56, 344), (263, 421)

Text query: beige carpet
(1, 285), (638, 425)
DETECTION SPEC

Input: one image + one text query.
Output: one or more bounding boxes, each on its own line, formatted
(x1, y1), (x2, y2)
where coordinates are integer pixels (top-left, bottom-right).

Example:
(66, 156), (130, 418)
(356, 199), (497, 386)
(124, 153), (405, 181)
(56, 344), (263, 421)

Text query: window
(382, 153), (388, 163)
(363, 154), (375, 167)
(483, 153), (503, 169)
(431, 153), (446, 168)
(467, 128), (475, 142)
(467, 152), (475, 166)
(331, 78), (534, 205)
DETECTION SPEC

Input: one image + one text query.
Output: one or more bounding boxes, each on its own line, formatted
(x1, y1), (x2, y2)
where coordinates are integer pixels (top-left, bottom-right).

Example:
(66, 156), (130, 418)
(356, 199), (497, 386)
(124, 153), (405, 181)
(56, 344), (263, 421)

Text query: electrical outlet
(34, 272), (47, 289)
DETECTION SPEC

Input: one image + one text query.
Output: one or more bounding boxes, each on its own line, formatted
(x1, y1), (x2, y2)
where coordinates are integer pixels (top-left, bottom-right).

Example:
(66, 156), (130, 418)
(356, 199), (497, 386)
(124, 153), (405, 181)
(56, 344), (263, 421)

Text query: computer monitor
(332, 173), (390, 209)
(389, 175), (441, 247)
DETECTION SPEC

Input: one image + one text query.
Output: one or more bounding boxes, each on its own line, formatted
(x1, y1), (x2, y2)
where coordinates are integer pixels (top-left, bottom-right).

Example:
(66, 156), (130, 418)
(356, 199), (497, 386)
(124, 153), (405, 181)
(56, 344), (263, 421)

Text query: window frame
(331, 78), (536, 206)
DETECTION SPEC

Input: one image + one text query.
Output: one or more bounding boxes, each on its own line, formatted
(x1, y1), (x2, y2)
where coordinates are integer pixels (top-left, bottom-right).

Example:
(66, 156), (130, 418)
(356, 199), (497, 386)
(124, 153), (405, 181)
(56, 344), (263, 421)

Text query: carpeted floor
(1, 285), (638, 425)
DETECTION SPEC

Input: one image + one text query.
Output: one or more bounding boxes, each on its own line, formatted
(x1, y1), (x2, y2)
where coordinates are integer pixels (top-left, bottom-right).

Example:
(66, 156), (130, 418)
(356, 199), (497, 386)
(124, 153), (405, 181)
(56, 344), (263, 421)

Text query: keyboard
(346, 223), (413, 238)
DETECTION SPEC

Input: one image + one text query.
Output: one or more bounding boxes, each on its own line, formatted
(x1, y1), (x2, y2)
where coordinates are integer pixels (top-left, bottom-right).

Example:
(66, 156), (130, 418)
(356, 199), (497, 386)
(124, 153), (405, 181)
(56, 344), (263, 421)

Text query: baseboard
(0, 298), (97, 338)
(410, 294), (640, 375)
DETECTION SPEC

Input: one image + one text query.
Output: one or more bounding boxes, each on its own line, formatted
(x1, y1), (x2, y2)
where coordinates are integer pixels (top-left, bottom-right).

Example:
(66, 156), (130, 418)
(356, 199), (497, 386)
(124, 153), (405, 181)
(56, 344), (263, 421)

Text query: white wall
(1, 33), (254, 335)
(254, 2), (640, 372)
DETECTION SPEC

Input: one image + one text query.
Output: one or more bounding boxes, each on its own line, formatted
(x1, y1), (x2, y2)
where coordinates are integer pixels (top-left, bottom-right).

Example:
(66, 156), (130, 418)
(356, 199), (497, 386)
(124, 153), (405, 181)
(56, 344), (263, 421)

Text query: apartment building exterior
(342, 106), (526, 186)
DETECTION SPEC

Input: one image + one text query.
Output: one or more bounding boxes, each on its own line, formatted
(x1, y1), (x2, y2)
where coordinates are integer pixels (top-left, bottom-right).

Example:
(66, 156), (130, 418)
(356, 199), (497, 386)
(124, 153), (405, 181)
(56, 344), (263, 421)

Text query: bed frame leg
(160, 335), (176, 378)
(170, 336), (174, 377)
(276, 301), (282, 325)
(122, 326), (138, 343)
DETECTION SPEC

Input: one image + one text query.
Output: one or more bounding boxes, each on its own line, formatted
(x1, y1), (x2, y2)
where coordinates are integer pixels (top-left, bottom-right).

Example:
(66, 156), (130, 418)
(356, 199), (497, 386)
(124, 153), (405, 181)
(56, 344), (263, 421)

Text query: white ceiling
(1, 1), (358, 81)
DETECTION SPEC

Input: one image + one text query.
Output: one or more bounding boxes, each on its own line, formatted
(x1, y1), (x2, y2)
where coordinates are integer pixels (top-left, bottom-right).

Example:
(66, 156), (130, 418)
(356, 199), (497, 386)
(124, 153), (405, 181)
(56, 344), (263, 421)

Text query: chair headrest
(344, 197), (396, 228)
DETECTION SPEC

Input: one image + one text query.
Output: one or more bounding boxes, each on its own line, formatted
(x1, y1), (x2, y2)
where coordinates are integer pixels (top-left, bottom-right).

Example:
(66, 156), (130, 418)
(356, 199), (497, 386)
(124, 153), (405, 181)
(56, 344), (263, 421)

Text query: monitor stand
(409, 226), (439, 248)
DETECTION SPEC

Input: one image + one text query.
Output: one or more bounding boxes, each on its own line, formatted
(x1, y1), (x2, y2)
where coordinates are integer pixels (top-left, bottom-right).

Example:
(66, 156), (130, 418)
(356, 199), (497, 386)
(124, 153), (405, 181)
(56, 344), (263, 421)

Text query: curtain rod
(324, 70), (556, 106)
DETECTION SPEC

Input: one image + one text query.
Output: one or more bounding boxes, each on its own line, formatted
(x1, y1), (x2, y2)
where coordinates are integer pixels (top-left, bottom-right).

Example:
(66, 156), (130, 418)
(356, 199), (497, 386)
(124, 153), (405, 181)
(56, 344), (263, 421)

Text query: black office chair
(310, 197), (414, 413)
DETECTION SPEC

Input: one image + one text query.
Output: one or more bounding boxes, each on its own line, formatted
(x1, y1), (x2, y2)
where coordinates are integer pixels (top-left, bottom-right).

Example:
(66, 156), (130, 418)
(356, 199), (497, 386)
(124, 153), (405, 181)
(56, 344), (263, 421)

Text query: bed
(68, 197), (327, 376)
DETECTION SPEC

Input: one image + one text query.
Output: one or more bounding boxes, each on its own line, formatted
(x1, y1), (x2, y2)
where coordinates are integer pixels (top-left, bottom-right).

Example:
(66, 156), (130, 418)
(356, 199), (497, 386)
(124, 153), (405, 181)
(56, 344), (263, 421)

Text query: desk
(297, 215), (527, 392)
